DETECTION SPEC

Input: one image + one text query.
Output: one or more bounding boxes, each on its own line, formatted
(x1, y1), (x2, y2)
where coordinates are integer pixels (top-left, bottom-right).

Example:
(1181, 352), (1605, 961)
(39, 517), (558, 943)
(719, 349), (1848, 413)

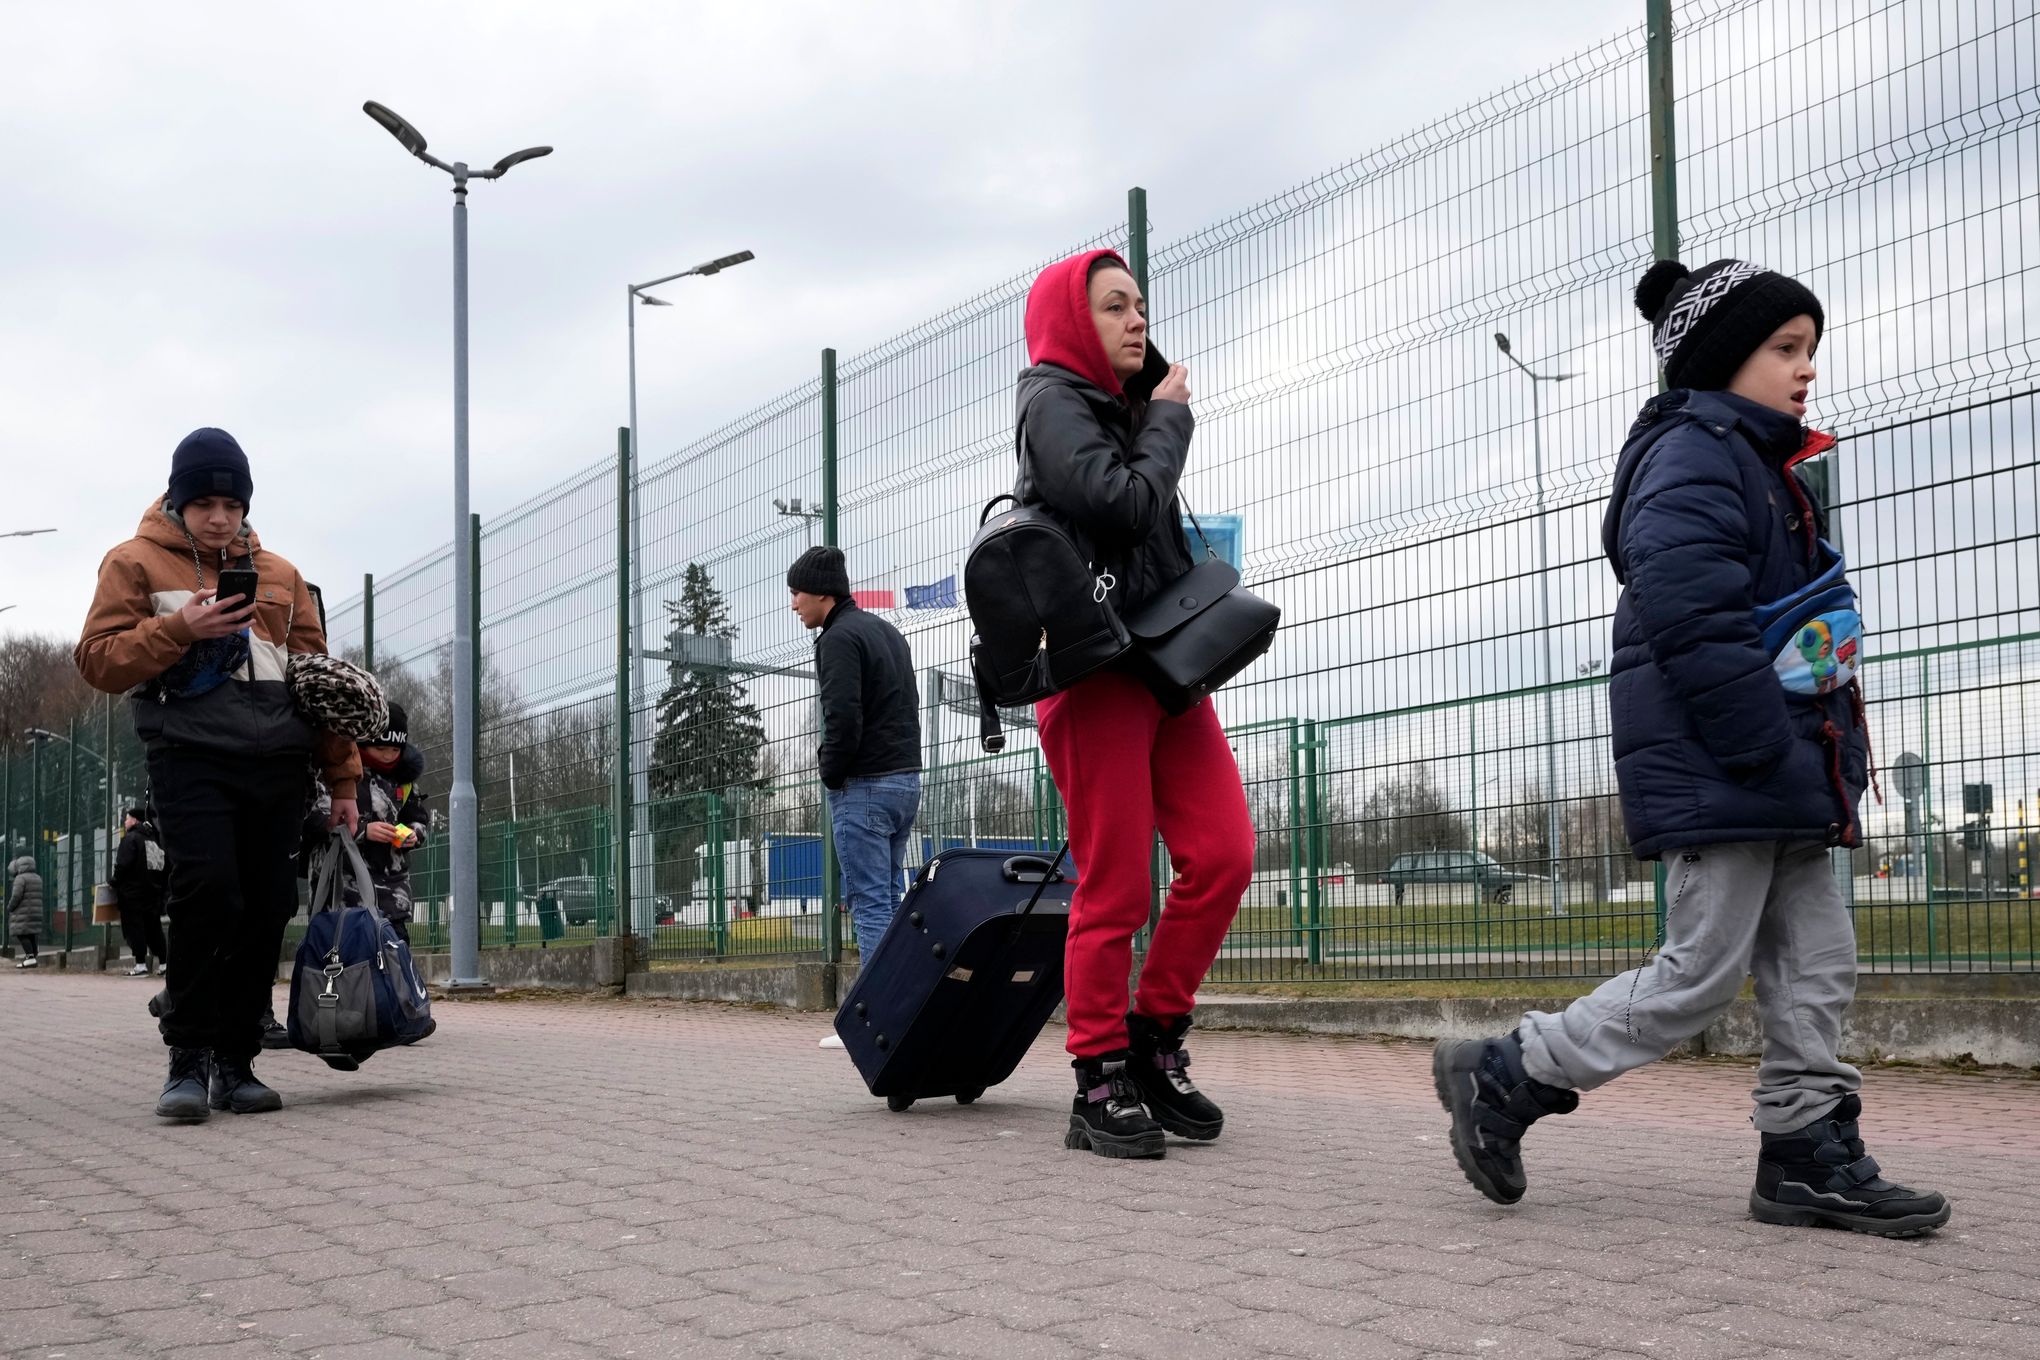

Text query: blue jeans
(827, 773), (922, 958)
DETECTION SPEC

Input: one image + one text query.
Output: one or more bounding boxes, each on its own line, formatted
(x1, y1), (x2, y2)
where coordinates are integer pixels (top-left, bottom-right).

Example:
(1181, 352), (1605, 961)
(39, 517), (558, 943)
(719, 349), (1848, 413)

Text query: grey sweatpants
(1517, 840), (1860, 1134)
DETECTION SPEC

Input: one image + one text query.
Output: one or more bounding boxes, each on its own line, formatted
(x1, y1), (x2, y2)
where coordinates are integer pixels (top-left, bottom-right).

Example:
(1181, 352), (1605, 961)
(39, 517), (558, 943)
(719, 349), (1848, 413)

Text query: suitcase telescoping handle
(1011, 843), (1071, 919)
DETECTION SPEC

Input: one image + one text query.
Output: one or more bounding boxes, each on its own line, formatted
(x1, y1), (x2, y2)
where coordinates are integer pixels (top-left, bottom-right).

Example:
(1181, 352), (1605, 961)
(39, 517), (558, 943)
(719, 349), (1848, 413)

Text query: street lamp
(25, 727), (106, 768)
(773, 496), (825, 549)
(1494, 331), (1581, 917)
(364, 99), (552, 991)
(2, 529), (56, 539)
(618, 251), (755, 934)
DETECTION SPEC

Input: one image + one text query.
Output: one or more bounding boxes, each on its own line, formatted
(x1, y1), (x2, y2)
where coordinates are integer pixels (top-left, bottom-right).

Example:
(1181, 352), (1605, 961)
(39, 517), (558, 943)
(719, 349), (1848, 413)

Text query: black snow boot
(1433, 1032), (1578, 1204)
(1065, 1052), (1166, 1160)
(154, 1048), (212, 1123)
(1750, 1094), (1952, 1237)
(208, 1057), (284, 1114)
(1125, 1012), (1223, 1141)
(258, 1006), (290, 1050)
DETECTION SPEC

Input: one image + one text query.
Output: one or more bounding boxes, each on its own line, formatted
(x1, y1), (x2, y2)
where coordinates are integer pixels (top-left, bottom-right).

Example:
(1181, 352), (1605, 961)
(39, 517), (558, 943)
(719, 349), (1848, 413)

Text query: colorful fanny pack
(1752, 540), (1861, 697)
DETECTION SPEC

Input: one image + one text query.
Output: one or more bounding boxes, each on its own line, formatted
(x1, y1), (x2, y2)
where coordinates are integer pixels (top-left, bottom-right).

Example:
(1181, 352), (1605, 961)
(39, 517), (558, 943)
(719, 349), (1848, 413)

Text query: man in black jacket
(113, 808), (170, 976)
(788, 547), (922, 970)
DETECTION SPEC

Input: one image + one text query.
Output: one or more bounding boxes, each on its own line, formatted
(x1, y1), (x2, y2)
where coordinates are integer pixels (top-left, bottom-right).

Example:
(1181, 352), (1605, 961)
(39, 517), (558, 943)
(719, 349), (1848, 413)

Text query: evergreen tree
(647, 564), (765, 894)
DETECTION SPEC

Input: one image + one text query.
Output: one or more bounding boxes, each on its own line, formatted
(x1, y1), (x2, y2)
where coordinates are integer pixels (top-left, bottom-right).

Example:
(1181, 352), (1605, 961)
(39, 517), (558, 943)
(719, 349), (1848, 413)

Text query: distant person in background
(788, 546), (922, 1049)
(8, 854), (43, 968)
(113, 808), (169, 976)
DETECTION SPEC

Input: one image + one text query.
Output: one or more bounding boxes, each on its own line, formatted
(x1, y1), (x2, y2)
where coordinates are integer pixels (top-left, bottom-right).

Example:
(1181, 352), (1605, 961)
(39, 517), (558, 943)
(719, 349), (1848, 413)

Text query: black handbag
(1122, 507), (1280, 714)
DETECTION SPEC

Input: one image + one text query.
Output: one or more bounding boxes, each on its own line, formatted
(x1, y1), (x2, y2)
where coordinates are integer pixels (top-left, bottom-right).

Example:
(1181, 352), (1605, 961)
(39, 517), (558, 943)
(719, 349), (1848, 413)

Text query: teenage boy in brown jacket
(76, 427), (360, 1122)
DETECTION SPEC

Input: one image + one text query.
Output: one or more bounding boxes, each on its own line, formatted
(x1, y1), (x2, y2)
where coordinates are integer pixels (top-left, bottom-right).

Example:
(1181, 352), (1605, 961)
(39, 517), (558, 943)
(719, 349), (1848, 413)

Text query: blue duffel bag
(288, 829), (435, 1063)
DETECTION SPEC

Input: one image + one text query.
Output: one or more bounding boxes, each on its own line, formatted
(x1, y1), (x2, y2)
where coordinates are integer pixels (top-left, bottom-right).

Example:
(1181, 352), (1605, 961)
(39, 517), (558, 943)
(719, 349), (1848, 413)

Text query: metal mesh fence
(309, 0), (2037, 980)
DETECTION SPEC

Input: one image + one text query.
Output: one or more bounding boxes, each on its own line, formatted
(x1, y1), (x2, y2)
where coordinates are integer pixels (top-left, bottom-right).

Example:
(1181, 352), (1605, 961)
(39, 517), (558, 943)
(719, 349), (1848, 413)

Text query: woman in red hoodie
(1016, 249), (1256, 1159)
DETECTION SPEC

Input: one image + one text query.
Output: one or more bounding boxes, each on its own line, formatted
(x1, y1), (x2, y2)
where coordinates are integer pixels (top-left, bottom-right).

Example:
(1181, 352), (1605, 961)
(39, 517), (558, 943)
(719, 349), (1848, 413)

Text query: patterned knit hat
(1635, 258), (1824, 391)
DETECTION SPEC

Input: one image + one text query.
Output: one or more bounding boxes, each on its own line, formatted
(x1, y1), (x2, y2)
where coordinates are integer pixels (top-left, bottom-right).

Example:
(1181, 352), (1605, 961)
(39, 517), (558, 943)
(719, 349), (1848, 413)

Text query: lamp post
(1, 529), (56, 539)
(1494, 332), (1581, 917)
(364, 100), (552, 989)
(619, 252), (754, 933)
(772, 496), (825, 549)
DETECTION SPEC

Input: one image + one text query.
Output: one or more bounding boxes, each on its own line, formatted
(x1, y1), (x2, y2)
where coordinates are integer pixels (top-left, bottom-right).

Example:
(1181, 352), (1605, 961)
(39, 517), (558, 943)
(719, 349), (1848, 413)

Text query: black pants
(149, 746), (307, 1063)
(118, 900), (168, 967)
(12, 934), (33, 959)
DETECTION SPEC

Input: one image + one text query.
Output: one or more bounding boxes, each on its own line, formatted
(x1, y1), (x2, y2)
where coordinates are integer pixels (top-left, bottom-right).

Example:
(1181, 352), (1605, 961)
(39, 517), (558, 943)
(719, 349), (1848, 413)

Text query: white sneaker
(819, 1032), (846, 1049)
(20, 956), (39, 969)
(127, 963), (151, 977)
(153, 961), (165, 976)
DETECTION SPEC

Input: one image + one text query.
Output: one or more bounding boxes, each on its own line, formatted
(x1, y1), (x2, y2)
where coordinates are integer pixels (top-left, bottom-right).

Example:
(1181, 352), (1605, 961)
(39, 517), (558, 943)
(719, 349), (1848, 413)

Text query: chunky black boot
(1433, 1033), (1578, 1204)
(258, 1006), (290, 1051)
(209, 1057), (284, 1114)
(154, 1048), (212, 1123)
(1065, 1052), (1166, 1160)
(1125, 1012), (1223, 1141)
(1750, 1094), (1951, 1237)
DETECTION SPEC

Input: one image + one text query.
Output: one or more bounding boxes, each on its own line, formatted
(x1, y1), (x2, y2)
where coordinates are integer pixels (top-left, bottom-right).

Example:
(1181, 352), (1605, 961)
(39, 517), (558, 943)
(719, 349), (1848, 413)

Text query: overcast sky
(0, 0), (1643, 641)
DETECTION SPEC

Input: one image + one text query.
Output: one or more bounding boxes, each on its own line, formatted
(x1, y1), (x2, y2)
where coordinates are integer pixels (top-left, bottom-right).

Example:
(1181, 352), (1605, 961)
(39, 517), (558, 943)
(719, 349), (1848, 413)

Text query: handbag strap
(1177, 488), (1218, 563)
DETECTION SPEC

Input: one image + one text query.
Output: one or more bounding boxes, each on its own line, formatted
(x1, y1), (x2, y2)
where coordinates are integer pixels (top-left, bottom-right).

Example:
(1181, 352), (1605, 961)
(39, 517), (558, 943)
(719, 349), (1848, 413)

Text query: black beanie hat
(786, 546), (850, 598)
(1635, 258), (1825, 392)
(167, 427), (254, 512)
(370, 700), (409, 748)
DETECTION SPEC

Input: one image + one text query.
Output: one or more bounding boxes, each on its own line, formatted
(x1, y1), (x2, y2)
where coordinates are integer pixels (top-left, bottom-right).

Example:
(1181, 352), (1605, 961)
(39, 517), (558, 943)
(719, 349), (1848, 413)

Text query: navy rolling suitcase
(836, 846), (1073, 1111)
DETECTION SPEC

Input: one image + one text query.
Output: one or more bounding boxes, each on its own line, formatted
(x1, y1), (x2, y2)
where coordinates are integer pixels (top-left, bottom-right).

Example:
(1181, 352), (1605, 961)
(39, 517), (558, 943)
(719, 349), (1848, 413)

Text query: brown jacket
(76, 500), (359, 798)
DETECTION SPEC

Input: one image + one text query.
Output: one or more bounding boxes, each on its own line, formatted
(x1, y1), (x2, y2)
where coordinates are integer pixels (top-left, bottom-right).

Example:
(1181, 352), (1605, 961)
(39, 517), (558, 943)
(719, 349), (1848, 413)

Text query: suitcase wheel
(886, 1094), (915, 1113)
(955, 1088), (984, 1106)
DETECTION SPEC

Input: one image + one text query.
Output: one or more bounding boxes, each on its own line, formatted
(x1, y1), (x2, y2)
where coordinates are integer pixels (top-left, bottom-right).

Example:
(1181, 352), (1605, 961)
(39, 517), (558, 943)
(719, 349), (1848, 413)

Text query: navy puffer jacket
(1604, 390), (1869, 859)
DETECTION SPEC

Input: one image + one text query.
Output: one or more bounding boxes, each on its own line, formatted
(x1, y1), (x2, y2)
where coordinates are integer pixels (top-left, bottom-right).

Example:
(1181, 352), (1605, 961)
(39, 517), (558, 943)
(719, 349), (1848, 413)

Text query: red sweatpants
(1036, 670), (1256, 1058)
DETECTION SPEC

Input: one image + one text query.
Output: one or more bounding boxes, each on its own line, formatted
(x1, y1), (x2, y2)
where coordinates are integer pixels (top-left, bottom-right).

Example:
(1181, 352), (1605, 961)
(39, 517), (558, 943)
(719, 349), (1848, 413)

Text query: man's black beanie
(167, 428), (254, 512)
(786, 546), (850, 598)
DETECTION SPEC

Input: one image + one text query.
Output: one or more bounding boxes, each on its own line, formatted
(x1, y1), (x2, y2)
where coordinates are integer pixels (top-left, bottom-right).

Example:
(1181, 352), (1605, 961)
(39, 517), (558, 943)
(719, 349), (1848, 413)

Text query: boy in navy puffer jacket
(1433, 259), (1949, 1237)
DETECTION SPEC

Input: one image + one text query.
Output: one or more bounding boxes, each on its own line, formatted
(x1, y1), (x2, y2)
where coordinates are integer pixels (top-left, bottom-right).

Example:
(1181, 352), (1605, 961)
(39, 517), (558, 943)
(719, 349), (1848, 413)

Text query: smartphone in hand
(216, 568), (259, 612)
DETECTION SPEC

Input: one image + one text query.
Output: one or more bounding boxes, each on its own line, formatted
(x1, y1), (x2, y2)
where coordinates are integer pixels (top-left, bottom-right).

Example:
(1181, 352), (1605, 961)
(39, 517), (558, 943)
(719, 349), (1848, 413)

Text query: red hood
(1024, 248), (1128, 397)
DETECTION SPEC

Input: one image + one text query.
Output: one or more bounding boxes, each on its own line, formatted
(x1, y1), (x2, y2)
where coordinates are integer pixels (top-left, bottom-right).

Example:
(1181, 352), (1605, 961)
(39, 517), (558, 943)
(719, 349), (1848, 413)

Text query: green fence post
(612, 428), (633, 944)
(1646, 0), (1678, 263)
(1302, 720), (1323, 967)
(362, 572), (375, 670)
(501, 820), (518, 948)
(820, 348), (842, 965)
(1126, 185), (1149, 295)
(1920, 654), (1935, 966)
(102, 692), (115, 962)
(710, 793), (728, 957)
(64, 718), (77, 957)
(1287, 719), (1304, 951)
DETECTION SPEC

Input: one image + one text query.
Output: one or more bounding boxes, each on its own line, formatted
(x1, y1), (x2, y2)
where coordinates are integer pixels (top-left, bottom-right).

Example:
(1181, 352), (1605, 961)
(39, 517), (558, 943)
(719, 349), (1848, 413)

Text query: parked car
(1381, 851), (1537, 905)
(537, 875), (598, 926)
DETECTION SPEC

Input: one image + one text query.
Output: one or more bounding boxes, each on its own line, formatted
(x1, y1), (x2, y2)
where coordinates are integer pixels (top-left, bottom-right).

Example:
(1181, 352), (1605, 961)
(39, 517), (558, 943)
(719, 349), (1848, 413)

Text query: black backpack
(965, 494), (1131, 752)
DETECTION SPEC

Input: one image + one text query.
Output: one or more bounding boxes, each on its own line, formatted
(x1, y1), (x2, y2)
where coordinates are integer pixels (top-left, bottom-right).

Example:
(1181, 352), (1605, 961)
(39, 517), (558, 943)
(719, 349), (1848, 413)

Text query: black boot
(154, 1048), (211, 1123)
(1125, 1012), (1223, 1141)
(259, 1006), (290, 1051)
(1065, 1052), (1166, 1160)
(1751, 1095), (1951, 1237)
(1433, 1033), (1578, 1204)
(209, 1057), (284, 1114)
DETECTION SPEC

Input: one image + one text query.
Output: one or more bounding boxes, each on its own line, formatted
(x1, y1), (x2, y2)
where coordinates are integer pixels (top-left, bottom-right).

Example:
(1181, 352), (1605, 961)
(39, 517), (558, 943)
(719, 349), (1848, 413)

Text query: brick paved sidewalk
(3, 971), (2036, 1360)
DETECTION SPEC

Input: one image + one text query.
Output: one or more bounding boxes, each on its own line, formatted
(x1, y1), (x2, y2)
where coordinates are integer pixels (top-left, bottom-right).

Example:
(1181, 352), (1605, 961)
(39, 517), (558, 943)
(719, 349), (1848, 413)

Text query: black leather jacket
(1013, 347), (1195, 617)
